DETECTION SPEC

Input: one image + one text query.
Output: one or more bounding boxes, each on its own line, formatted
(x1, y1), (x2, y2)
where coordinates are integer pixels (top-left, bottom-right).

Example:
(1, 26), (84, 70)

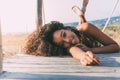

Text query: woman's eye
(63, 32), (66, 38)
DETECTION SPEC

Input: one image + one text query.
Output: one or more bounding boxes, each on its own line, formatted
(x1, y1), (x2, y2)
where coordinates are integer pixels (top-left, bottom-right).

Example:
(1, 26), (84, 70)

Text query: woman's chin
(72, 39), (79, 45)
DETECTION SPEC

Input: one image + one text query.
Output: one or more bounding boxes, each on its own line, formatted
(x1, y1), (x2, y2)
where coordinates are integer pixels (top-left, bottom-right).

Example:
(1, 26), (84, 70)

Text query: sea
(64, 16), (120, 28)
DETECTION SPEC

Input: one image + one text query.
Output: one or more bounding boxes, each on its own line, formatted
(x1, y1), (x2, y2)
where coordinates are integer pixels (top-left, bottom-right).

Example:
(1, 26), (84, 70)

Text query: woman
(23, 1), (119, 66)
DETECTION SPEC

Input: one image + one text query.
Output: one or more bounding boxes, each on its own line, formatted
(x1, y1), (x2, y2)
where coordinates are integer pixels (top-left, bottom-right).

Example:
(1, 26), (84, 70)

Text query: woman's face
(53, 29), (80, 48)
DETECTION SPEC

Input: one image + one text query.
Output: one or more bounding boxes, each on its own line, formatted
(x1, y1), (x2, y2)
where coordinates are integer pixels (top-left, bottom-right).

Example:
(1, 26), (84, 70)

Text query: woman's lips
(71, 37), (78, 45)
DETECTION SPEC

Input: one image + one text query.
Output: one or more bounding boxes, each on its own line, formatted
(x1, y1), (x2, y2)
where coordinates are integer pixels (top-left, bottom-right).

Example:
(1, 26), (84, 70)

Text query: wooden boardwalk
(0, 52), (120, 80)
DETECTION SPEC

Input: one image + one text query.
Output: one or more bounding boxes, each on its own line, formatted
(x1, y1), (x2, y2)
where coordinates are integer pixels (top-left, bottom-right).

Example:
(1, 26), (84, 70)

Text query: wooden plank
(3, 62), (120, 70)
(2, 53), (120, 73)
(0, 52), (120, 79)
(3, 66), (120, 73)
(0, 72), (120, 80)
(4, 53), (120, 67)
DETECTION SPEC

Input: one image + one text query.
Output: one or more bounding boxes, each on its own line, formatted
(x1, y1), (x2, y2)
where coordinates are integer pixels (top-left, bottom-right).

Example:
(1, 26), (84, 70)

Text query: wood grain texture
(0, 52), (120, 80)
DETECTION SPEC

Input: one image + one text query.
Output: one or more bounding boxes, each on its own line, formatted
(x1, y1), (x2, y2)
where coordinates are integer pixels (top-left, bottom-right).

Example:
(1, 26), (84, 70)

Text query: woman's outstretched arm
(68, 46), (101, 66)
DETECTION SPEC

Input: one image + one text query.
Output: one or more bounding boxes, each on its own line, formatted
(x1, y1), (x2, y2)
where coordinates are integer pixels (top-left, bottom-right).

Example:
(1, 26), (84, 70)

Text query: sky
(0, 0), (120, 34)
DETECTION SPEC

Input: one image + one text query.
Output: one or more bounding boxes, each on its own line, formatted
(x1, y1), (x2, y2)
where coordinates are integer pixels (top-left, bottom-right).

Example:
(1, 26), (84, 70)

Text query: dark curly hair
(39, 21), (64, 47)
(23, 21), (80, 56)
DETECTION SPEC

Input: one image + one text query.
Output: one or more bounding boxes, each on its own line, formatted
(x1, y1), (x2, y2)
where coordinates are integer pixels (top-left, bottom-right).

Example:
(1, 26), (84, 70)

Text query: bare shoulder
(77, 23), (117, 45)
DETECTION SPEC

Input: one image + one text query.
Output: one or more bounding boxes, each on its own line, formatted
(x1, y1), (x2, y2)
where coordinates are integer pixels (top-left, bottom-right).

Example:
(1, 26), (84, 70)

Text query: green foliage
(103, 25), (120, 45)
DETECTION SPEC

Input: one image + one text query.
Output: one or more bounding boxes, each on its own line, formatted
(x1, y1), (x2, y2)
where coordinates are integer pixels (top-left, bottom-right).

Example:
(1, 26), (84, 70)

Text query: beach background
(2, 17), (120, 59)
(0, 0), (120, 59)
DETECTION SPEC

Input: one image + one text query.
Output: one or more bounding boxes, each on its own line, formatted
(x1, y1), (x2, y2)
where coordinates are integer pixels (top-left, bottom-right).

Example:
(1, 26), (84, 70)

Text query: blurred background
(0, 0), (120, 59)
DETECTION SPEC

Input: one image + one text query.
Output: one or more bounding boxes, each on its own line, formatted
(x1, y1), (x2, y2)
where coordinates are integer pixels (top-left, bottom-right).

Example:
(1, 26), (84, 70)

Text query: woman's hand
(79, 51), (101, 66)
(68, 46), (101, 66)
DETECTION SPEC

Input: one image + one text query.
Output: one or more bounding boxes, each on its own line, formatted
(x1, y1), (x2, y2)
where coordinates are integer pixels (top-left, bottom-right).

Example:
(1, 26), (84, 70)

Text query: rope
(102, 0), (119, 32)
(42, 0), (45, 25)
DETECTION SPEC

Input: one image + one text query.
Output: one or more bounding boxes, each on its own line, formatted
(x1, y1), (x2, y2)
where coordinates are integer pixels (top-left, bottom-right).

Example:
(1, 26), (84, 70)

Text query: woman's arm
(68, 46), (101, 66)
(78, 23), (120, 53)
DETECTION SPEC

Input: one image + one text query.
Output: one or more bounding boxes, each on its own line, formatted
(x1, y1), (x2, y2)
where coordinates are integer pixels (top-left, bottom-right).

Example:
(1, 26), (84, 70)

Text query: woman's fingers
(80, 53), (94, 66)
(86, 51), (101, 65)
(80, 59), (88, 66)
(80, 51), (101, 66)
(85, 56), (93, 63)
(86, 51), (94, 58)
(93, 56), (102, 64)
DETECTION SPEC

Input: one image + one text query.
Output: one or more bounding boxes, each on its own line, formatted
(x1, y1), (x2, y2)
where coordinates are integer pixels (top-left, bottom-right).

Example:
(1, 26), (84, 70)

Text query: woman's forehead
(54, 29), (63, 35)
(53, 29), (62, 37)
(54, 29), (69, 33)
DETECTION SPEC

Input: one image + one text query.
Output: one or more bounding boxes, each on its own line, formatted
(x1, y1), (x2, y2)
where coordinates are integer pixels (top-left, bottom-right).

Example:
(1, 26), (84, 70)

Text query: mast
(37, 0), (43, 28)
(0, 19), (3, 74)
(102, 0), (119, 32)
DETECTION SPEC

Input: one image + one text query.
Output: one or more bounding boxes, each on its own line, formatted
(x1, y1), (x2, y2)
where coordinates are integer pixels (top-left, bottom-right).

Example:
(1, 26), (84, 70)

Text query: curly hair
(23, 21), (80, 56)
